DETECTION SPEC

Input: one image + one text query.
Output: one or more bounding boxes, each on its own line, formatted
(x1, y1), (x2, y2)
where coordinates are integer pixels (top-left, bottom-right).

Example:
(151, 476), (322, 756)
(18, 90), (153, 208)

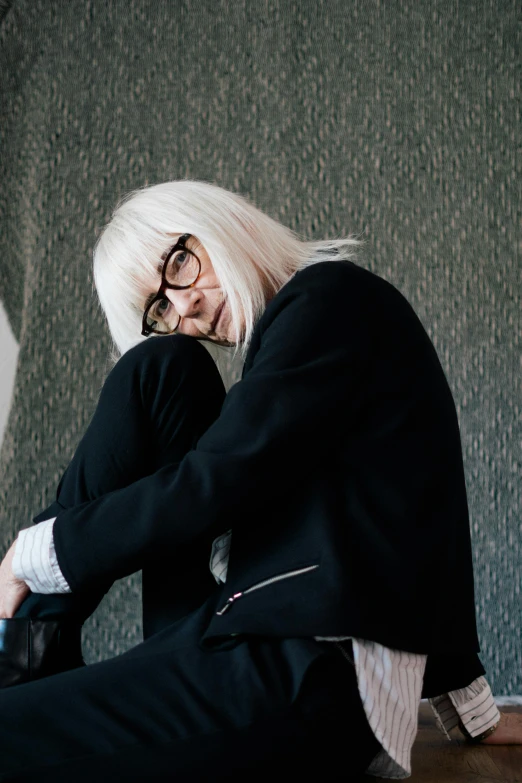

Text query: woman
(0, 180), (513, 780)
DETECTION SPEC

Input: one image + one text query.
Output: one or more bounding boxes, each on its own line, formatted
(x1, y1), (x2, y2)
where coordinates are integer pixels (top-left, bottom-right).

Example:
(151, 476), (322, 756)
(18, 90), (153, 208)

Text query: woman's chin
(216, 336), (237, 348)
(219, 319), (241, 347)
(198, 333), (236, 348)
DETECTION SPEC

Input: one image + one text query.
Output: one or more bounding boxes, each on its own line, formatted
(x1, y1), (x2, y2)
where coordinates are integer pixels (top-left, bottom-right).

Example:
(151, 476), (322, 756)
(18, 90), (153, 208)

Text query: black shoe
(0, 618), (85, 688)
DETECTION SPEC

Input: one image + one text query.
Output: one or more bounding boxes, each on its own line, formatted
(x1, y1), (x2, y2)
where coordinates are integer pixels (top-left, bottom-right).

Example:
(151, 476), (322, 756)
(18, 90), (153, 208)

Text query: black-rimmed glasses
(141, 233), (201, 336)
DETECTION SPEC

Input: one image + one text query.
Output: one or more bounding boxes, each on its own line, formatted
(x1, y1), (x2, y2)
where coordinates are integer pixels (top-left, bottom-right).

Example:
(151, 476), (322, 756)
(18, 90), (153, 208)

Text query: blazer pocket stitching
(215, 563), (320, 616)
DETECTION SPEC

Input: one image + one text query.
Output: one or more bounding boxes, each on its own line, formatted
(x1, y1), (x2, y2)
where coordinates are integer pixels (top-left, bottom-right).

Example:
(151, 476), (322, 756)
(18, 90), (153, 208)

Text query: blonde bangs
(93, 180), (365, 362)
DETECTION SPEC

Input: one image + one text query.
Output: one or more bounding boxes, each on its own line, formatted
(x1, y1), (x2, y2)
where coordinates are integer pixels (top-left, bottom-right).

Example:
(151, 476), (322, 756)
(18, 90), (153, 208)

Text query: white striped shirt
(13, 521), (500, 779)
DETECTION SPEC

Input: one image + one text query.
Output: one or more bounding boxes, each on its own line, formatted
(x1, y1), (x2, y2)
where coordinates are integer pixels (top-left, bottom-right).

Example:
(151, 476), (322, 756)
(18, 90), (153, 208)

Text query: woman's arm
(51, 268), (372, 592)
(479, 712), (522, 744)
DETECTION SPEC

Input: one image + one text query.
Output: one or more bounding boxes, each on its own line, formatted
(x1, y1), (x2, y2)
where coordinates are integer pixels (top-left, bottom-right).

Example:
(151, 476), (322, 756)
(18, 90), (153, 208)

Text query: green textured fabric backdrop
(0, 0), (520, 694)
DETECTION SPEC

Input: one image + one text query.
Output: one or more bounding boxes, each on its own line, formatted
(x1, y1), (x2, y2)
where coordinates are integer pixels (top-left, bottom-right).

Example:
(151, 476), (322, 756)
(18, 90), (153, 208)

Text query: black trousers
(2, 335), (381, 781)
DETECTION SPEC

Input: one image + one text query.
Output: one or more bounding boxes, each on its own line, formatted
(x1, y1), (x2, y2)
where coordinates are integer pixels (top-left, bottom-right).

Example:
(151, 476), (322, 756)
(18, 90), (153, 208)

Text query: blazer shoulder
(244, 260), (427, 374)
(270, 260), (413, 317)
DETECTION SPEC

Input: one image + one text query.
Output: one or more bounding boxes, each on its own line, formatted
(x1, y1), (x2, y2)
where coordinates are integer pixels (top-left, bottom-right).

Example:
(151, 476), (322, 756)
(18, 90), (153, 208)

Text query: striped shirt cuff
(429, 676), (500, 740)
(12, 518), (72, 594)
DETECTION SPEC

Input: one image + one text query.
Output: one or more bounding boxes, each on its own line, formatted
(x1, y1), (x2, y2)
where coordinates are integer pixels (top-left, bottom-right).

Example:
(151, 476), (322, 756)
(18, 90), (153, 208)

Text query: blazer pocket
(215, 564), (320, 616)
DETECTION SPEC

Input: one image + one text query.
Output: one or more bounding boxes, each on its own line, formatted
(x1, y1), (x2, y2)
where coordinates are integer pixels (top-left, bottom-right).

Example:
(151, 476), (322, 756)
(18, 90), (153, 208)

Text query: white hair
(93, 179), (365, 362)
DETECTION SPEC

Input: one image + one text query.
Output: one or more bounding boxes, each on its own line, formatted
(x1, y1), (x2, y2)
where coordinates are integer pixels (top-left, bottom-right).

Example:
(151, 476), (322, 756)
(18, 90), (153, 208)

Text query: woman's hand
(480, 711), (522, 745)
(0, 541), (30, 618)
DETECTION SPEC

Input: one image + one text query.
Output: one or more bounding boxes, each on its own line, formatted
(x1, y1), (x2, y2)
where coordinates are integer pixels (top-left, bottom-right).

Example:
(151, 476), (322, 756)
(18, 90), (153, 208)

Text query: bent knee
(122, 333), (212, 368)
(106, 334), (225, 401)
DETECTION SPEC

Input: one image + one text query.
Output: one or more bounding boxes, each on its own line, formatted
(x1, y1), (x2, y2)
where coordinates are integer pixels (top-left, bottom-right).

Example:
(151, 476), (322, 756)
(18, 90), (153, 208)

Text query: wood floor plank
(363, 704), (522, 783)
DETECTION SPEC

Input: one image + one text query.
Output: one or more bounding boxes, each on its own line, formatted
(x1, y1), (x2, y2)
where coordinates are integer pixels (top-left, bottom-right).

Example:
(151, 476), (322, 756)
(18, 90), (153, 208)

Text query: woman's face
(145, 234), (239, 346)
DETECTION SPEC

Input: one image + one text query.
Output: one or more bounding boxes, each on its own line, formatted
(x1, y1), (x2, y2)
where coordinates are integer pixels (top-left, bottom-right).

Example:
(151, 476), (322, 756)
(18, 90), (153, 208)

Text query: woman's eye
(166, 249), (195, 286)
(157, 298), (169, 314)
(152, 298), (169, 318)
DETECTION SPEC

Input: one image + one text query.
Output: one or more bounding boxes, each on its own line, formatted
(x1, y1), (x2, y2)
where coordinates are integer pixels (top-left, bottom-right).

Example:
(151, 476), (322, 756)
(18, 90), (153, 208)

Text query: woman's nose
(166, 288), (201, 319)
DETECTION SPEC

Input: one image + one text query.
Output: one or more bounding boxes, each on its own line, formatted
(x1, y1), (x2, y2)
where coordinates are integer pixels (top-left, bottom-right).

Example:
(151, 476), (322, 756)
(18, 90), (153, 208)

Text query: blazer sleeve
(52, 266), (373, 592)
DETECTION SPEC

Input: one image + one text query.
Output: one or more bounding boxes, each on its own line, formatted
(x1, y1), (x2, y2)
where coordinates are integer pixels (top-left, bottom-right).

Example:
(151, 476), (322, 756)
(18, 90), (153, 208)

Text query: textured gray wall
(0, 0), (520, 694)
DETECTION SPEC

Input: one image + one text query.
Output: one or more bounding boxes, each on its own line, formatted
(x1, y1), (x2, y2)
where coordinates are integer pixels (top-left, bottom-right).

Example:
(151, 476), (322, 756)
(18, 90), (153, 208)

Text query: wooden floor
(363, 703), (522, 783)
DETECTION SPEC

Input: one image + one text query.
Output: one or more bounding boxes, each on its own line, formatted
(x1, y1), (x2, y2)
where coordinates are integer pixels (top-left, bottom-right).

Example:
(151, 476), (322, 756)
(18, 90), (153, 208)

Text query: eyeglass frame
(141, 233), (201, 337)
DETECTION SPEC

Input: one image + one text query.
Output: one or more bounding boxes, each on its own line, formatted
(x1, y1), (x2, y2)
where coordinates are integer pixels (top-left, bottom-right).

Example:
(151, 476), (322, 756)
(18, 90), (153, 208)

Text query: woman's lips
(210, 301), (225, 333)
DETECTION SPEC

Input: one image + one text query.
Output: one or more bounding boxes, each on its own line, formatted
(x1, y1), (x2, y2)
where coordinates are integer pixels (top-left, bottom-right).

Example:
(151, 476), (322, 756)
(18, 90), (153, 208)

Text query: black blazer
(53, 260), (484, 693)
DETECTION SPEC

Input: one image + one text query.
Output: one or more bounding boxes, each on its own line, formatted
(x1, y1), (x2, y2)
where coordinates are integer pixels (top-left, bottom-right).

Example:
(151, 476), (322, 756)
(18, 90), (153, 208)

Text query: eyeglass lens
(144, 248), (200, 334)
